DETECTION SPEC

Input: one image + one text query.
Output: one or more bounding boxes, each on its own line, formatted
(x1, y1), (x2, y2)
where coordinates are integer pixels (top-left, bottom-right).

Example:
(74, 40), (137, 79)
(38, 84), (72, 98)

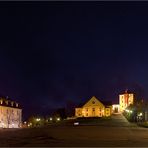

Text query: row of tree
(25, 107), (74, 127)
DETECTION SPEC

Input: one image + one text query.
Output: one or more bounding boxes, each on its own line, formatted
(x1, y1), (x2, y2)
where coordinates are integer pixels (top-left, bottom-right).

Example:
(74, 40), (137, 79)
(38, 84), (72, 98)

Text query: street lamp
(57, 117), (60, 121)
(36, 118), (41, 122)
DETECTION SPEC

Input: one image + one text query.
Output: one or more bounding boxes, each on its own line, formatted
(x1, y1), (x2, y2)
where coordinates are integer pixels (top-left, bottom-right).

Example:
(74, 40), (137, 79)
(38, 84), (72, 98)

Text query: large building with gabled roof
(0, 97), (22, 128)
(75, 96), (112, 117)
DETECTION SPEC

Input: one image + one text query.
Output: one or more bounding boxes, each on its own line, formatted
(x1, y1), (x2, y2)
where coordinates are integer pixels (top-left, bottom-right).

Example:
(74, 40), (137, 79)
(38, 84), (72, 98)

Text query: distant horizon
(0, 89), (144, 120)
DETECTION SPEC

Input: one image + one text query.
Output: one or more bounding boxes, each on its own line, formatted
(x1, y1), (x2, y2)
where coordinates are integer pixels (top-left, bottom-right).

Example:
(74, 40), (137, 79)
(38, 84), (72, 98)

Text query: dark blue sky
(0, 2), (148, 119)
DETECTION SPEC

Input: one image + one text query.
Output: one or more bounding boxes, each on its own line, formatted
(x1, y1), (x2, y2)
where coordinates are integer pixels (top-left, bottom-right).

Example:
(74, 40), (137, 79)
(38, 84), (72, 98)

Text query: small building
(0, 97), (22, 128)
(112, 104), (120, 113)
(75, 96), (112, 117)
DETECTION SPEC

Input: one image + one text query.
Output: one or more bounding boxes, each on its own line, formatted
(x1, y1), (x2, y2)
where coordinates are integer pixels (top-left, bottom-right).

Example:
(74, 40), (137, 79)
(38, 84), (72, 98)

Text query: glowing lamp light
(139, 113), (143, 116)
(28, 123), (32, 127)
(36, 118), (41, 121)
(50, 118), (52, 121)
(57, 117), (60, 121)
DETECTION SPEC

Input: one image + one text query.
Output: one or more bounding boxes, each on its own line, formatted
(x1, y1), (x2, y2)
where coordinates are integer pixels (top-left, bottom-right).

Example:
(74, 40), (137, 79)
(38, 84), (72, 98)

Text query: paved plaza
(0, 114), (148, 147)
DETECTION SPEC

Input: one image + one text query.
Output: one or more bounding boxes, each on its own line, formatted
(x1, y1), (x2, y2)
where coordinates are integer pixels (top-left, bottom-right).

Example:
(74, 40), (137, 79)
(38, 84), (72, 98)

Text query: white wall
(0, 106), (22, 128)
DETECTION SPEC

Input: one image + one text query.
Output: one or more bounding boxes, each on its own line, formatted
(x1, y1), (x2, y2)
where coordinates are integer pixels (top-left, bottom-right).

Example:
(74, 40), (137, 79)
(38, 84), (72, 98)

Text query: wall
(0, 106), (22, 128)
(119, 93), (134, 112)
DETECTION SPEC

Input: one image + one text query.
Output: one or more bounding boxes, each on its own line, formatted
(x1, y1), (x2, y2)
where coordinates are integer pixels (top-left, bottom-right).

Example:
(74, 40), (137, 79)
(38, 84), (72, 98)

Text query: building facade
(112, 104), (120, 113)
(119, 90), (134, 112)
(0, 97), (22, 128)
(75, 96), (112, 117)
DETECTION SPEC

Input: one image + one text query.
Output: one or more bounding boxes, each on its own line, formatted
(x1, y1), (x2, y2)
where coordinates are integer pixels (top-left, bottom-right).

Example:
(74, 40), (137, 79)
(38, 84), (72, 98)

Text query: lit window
(5, 101), (8, 105)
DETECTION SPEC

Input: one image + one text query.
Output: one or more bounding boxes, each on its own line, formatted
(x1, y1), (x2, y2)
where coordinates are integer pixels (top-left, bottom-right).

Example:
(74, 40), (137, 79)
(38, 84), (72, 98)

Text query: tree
(53, 108), (67, 119)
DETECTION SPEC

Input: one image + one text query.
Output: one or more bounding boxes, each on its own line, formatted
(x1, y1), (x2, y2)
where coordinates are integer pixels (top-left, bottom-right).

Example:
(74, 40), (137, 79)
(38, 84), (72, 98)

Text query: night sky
(0, 2), (148, 119)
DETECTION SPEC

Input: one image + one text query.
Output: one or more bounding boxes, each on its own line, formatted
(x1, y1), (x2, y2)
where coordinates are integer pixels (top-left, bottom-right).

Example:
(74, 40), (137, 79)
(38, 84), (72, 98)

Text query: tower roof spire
(125, 89), (128, 93)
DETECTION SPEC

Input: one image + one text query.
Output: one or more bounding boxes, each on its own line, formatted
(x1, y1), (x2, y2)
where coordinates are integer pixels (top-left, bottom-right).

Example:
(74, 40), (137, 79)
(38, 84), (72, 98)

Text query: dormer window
(5, 101), (8, 105)
(16, 103), (18, 107)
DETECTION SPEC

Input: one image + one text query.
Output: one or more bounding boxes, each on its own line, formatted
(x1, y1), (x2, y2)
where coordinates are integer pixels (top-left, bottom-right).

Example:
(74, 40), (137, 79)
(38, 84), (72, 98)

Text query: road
(0, 114), (148, 146)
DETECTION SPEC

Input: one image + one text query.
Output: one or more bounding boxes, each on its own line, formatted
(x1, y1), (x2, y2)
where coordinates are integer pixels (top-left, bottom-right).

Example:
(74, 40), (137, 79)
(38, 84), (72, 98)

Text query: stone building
(0, 97), (22, 128)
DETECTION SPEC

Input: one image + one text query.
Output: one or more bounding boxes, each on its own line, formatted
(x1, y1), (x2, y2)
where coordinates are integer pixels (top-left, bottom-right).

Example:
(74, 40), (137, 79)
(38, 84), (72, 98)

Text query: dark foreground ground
(1, 114), (148, 147)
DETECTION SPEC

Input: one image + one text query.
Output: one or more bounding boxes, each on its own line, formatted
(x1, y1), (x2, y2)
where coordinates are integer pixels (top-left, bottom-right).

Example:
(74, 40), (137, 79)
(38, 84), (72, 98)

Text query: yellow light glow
(57, 117), (60, 121)
(82, 111), (85, 114)
(139, 113), (143, 116)
(125, 109), (129, 112)
(36, 118), (41, 121)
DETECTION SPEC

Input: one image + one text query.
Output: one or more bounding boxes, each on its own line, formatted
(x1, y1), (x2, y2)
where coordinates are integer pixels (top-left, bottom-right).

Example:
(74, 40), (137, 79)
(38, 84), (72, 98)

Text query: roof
(76, 96), (112, 108)
(83, 96), (104, 108)
(0, 97), (21, 109)
(120, 89), (134, 95)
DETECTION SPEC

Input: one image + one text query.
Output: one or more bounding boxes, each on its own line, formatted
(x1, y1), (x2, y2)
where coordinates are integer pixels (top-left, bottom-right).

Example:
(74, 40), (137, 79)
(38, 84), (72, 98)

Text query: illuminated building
(112, 104), (120, 113)
(119, 90), (134, 112)
(0, 97), (22, 128)
(75, 96), (112, 117)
